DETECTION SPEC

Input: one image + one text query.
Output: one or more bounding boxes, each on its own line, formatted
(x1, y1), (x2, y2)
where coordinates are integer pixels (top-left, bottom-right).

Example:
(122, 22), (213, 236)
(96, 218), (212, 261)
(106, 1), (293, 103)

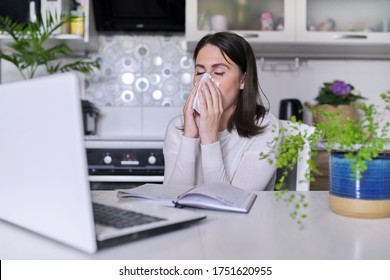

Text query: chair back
(277, 120), (316, 191)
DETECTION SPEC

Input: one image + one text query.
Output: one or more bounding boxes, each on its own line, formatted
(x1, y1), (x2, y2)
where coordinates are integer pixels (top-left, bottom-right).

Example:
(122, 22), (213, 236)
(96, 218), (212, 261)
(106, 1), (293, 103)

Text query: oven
(85, 139), (165, 190)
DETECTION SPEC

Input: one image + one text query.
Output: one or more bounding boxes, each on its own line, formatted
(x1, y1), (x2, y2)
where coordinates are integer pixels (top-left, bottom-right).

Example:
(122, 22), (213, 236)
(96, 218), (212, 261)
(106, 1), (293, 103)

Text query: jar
(70, 10), (84, 35)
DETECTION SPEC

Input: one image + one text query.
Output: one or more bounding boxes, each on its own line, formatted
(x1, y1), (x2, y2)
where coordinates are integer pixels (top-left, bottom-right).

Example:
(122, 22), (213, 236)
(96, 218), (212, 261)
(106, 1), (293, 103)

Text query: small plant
(262, 90), (390, 228)
(315, 80), (366, 106)
(261, 117), (323, 229)
(0, 14), (100, 79)
(317, 91), (390, 178)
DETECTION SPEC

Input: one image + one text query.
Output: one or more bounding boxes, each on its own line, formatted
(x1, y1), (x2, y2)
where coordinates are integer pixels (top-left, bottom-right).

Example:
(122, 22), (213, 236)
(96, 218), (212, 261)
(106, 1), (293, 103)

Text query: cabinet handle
(29, 1), (37, 22)
(236, 33), (259, 38)
(333, 34), (367, 40)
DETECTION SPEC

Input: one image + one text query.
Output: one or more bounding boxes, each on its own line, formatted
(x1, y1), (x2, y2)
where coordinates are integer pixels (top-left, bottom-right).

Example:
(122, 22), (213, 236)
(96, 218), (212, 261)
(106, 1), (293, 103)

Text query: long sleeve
(163, 113), (281, 191)
(200, 113), (281, 191)
(163, 115), (200, 185)
(200, 141), (229, 184)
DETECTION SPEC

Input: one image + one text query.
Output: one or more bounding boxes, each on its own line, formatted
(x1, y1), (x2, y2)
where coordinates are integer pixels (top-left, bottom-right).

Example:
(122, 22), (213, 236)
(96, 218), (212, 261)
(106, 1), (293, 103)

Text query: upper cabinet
(186, 0), (390, 58)
(53, 0), (98, 53)
(296, 0), (390, 43)
(186, 0), (295, 49)
(0, 0), (98, 54)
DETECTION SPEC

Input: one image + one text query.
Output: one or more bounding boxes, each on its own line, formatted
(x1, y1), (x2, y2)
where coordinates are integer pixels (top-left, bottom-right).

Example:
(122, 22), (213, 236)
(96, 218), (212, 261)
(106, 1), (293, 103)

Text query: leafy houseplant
(263, 90), (390, 226)
(0, 14), (100, 79)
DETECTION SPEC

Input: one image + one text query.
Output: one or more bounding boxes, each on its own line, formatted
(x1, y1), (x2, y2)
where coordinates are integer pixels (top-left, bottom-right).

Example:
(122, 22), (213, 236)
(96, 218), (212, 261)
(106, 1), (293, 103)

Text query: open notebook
(0, 73), (206, 254)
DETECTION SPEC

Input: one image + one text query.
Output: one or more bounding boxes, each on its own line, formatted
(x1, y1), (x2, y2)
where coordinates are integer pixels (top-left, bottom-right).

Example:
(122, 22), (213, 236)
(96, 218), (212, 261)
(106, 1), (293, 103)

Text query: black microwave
(92, 0), (185, 33)
(0, 0), (40, 23)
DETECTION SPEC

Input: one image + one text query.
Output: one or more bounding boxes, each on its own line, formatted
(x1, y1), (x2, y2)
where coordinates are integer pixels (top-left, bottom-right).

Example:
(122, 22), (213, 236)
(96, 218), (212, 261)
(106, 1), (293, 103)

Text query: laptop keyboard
(93, 203), (166, 229)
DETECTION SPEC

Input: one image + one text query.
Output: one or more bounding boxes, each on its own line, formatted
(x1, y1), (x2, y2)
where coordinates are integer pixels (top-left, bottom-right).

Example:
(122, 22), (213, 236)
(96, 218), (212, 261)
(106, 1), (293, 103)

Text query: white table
(1, 191), (390, 260)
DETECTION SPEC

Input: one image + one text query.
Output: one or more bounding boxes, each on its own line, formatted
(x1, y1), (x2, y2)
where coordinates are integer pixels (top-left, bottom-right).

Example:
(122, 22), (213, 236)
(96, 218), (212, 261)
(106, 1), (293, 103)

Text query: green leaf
(0, 14), (100, 79)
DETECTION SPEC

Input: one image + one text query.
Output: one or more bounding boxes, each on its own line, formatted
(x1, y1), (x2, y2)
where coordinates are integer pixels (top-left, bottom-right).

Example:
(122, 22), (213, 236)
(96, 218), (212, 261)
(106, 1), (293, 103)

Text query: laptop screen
(0, 73), (98, 253)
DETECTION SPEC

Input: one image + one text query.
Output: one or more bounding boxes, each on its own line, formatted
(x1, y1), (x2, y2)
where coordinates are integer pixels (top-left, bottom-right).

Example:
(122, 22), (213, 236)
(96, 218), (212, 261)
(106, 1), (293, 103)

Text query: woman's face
(194, 44), (245, 113)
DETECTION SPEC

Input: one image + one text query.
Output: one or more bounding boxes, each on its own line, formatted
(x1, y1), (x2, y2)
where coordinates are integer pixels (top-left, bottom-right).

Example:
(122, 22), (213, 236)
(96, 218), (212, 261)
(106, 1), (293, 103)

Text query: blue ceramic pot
(329, 152), (390, 218)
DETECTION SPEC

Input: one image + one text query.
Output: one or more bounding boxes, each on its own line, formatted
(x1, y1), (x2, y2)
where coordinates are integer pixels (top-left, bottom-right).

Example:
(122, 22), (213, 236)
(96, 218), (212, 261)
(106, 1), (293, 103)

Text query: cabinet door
(53, 0), (98, 52)
(296, 0), (390, 44)
(186, 0), (295, 49)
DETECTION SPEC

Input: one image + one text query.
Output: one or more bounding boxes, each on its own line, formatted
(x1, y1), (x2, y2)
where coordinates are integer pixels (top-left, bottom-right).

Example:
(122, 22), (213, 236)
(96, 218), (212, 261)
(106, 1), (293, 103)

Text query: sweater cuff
(178, 135), (200, 162)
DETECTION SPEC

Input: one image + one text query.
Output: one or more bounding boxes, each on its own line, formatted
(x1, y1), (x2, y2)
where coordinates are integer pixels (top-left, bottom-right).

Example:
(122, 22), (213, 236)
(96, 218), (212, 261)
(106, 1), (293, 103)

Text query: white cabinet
(53, 0), (98, 52)
(186, 0), (390, 58)
(296, 0), (390, 44)
(0, 0), (98, 53)
(186, 0), (296, 50)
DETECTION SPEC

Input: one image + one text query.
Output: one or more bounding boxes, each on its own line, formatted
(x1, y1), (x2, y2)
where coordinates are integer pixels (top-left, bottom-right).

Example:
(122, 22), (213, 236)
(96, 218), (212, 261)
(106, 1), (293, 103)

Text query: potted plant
(311, 80), (366, 124)
(263, 90), (390, 226)
(0, 14), (101, 135)
(0, 14), (100, 79)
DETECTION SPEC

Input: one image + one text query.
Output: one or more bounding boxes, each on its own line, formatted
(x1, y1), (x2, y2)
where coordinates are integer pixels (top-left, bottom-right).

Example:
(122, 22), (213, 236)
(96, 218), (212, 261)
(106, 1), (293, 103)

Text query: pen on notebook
(176, 186), (196, 200)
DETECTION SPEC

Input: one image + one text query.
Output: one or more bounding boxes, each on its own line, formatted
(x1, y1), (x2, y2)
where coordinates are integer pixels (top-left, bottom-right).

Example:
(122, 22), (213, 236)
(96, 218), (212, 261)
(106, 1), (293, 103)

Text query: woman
(163, 32), (280, 191)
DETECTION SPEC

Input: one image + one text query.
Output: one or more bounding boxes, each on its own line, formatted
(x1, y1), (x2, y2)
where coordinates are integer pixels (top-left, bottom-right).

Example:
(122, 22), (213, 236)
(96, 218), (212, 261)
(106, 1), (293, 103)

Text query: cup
(210, 15), (228, 31)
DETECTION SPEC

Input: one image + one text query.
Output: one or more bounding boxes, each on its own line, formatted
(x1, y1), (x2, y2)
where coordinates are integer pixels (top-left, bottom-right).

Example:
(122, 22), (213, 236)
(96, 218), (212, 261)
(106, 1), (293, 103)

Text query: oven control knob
(103, 155), (112, 164)
(148, 155), (157, 165)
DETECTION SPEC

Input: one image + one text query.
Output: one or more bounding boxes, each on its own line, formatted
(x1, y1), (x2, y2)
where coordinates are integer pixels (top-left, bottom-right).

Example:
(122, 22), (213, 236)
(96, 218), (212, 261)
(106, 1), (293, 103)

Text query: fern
(0, 14), (100, 79)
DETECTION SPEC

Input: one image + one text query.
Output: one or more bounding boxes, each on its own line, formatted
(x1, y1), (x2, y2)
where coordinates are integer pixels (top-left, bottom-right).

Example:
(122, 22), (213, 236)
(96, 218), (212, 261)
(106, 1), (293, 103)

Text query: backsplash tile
(84, 35), (193, 108)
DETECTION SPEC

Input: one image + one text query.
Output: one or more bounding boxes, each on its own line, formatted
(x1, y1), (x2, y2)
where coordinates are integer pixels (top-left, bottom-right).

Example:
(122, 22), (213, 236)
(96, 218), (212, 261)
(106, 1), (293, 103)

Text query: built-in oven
(85, 139), (165, 190)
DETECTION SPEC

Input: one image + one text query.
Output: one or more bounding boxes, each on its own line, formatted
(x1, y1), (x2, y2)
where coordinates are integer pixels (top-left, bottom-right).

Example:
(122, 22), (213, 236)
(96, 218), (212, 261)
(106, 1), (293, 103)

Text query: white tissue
(192, 73), (220, 114)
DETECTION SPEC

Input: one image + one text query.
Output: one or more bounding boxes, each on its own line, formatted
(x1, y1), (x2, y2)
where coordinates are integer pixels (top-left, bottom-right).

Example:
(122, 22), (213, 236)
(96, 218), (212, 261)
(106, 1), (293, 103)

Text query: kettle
(82, 100), (100, 135)
(279, 99), (303, 121)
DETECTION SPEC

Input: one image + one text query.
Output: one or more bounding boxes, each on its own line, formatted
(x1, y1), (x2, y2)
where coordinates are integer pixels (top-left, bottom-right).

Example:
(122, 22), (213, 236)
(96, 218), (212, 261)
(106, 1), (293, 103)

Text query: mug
(210, 15), (228, 31)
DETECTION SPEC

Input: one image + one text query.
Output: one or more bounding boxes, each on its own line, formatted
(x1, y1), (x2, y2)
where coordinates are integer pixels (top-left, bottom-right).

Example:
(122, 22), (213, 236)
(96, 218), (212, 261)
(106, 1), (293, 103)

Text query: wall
(2, 34), (390, 127)
(258, 59), (390, 120)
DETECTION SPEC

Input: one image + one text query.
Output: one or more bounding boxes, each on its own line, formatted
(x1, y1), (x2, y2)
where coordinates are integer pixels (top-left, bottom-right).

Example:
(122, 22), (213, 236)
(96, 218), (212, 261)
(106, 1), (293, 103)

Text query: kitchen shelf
(0, 0), (98, 54)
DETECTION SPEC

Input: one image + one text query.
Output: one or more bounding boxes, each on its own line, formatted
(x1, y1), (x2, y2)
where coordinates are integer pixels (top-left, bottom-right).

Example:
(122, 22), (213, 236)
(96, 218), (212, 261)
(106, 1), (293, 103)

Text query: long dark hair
(193, 32), (269, 137)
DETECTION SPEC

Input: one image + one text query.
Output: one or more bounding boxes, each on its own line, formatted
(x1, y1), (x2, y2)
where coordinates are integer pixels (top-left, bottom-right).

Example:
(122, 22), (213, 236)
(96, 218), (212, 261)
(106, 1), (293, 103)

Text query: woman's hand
(198, 79), (224, 144)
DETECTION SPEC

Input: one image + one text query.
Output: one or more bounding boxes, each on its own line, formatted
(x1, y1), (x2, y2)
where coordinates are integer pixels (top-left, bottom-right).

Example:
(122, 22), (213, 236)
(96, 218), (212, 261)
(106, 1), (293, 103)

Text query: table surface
(1, 190), (390, 260)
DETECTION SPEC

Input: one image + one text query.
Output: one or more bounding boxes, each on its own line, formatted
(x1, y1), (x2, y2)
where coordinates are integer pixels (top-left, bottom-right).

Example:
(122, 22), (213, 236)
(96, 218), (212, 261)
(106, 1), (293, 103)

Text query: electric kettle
(279, 99), (303, 121)
(82, 100), (100, 135)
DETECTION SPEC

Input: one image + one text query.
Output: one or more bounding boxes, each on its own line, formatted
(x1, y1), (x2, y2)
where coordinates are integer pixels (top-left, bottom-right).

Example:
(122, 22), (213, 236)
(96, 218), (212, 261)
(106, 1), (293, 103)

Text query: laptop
(0, 72), (206, 254)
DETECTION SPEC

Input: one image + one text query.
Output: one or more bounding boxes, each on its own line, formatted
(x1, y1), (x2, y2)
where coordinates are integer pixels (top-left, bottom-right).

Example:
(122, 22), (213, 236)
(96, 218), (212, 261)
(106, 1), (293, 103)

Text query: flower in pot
(311, 80), (366, 125)
(317, 91), (390, 218)
(262, 90), (390, 225)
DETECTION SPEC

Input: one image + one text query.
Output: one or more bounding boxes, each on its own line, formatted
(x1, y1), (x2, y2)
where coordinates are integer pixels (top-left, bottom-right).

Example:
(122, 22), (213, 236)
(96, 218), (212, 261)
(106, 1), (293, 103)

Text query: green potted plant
(0, 14), (101, 135)
(0, 14), (100, 79)
(311, 80), (366, 125)
(263, 90), (390, 226)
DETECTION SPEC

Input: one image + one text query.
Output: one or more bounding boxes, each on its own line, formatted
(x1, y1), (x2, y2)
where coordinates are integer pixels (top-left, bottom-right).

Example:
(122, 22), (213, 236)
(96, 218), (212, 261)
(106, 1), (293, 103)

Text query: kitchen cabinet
(53, 0), (98, 53)
(296, 0), (390, 44)
(186, 0), (295, 52)
(0, 0), (98, 54)
(186, 0), (390, 58)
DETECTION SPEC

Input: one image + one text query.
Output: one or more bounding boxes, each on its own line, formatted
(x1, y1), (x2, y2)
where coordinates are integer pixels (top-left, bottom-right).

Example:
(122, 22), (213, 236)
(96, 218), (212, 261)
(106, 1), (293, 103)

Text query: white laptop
(0, 72), (206, 254)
